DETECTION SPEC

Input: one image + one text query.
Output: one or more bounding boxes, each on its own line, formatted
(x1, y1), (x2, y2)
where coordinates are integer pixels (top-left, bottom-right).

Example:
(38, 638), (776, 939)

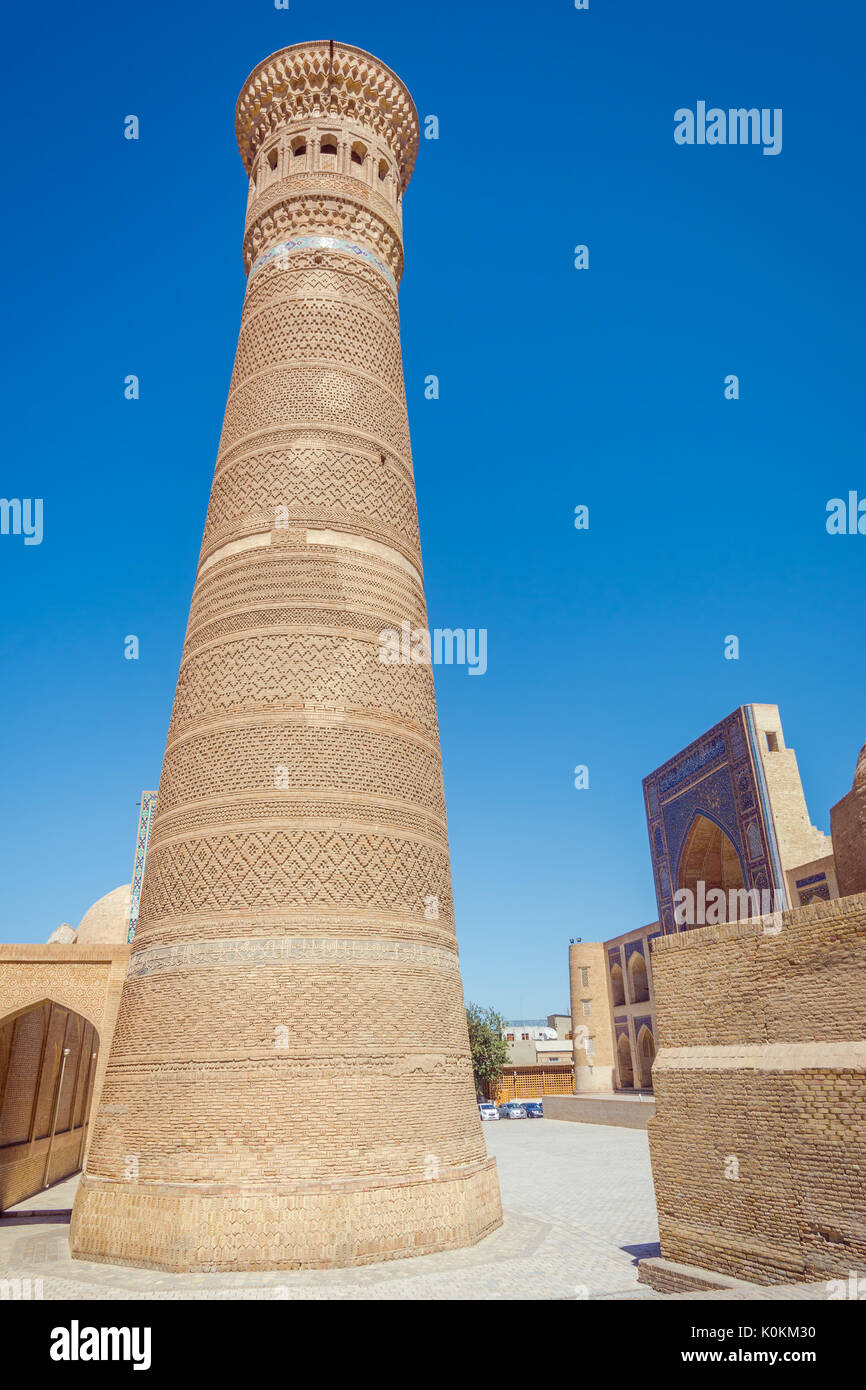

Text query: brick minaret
(71, 40), (501, 1271)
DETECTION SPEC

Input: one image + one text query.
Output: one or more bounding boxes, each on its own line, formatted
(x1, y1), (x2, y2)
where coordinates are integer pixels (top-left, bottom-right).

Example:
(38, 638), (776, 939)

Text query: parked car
(478, 1101), (499, 1121)
(523, 1100), (544, 1118)
(497, 1100), (527, 1119)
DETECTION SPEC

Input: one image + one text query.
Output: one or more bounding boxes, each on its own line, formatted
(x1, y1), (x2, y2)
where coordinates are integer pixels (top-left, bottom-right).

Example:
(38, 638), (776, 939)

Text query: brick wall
(568, 942), (616, 1091)
(647, 892), (866, 1284)
(831, 780), (866, 897)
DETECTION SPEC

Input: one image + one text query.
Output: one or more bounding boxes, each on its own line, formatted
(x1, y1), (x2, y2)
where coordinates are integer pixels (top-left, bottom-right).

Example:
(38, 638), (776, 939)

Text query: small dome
(76, 885), (132, 944)
(854, 741), (866, 790)
(47, 923), (77, 944)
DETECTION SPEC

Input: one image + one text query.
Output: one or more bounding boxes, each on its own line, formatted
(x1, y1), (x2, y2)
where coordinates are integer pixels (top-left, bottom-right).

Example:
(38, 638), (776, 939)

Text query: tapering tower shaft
(70, 40), (501, 1272)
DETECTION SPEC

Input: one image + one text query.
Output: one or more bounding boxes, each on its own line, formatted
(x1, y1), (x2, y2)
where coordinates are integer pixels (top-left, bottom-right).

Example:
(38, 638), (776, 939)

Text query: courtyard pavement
(0, 1119), (662, 1300)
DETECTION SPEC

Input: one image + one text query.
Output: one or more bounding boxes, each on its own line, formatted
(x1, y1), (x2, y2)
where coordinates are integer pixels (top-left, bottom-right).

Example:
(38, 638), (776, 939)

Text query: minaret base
(70, 1159), (502, 1272)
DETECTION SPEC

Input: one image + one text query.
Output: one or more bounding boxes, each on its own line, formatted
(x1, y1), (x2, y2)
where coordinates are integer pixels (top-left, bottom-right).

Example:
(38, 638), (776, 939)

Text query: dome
(47, 923), (77, 944)
(854, 741), (866, 790)
(76, 885), (132, 944)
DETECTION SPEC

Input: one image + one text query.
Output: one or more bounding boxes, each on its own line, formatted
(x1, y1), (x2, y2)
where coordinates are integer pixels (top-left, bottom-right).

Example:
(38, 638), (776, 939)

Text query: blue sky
(0, 0), (863, 1018)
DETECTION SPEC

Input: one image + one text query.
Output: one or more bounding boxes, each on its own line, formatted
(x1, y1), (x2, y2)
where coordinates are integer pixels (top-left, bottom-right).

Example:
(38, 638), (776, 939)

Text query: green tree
(465, 1002), (510, 1098)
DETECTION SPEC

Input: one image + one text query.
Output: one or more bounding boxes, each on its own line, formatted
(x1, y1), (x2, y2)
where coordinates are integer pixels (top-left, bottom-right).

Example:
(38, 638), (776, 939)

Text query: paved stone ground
(0, 1120), (662, 1300)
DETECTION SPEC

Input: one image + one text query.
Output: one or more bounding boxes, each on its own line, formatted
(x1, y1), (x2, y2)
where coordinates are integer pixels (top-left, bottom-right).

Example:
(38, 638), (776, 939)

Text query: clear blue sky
(1, 0), (863, 1019)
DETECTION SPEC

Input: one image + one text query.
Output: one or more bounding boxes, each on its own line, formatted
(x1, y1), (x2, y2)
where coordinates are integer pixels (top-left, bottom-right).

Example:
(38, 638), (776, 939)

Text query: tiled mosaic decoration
(126, 791), (157, 943)
(248, 235), (397, 291)
(642, 707), (786, 935)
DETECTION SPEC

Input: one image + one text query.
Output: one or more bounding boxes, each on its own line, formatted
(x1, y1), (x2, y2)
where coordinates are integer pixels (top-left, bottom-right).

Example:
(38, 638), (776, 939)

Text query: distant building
(501, 1013), (572, 1065)
(494, 1013), (574, 1100)
(569, 704), (849, 1093)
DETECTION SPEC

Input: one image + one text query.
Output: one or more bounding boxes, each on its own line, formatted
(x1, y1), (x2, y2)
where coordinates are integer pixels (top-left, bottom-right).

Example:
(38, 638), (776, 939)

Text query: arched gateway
(678, 813), (746, 905)
(0, 1000), (99, 1211)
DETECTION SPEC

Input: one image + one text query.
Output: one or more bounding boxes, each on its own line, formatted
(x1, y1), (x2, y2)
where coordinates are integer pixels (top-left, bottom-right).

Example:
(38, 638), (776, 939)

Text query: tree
(466, 1002), (510, 1098)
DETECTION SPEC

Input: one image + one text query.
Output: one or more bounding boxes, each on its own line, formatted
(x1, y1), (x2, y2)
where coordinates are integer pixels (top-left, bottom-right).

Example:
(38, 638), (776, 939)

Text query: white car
(478, 1101), (499, 1121)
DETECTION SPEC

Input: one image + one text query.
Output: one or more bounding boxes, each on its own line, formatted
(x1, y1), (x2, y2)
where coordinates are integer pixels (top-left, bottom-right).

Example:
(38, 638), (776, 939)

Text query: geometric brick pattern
(139, 828), (456, 924)
(167, 632), (439, 737)
(71, 40), (501, 1270)
(202, 447), (422, 554)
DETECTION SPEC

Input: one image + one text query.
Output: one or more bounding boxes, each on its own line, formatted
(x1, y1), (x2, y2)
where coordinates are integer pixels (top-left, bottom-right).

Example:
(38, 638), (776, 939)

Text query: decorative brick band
(71, 1158), (501, 1273)
(126, 934), (460, 980)
(248, 236), (397, 291)
(654, 1041), (866, 1072)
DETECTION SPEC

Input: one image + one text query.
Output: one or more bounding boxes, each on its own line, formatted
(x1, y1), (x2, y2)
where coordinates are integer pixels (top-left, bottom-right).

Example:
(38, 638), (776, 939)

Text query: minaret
(71, 41), (501, 1271)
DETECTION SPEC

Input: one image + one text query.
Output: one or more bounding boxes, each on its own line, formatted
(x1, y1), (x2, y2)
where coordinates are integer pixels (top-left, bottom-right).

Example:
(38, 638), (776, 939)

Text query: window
(378, 158), (389, 181)
(580, 967), (589, 988)
(582, 1000), (591, 1017)
(267, 148), (278, 171)
(766, 731), (780, 751)
(350, 141), (367, 167)
(292, 141), (306, 159)
(521, 1032), (529, 1041)
(506, 1033), (514, 1042)
(320, 140), (337, 156)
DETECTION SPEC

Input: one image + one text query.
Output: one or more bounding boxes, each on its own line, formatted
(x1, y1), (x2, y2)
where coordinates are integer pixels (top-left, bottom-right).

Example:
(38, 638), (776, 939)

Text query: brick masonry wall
(568, 942), (616, 1090)
(831, 783), (866, 897)
(751, 705), (833, 872)
(647, 892), (866, 1284)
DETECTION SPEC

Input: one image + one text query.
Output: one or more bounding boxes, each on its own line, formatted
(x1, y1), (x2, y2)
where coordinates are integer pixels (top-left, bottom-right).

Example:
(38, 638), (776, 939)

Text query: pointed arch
(677, 813), (746, 905)
(610, 962), (625, 1007)
(628, 951), (649, 1003)
(636, 1025), (655, 1089)
(616, 1032), (634, 1089)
